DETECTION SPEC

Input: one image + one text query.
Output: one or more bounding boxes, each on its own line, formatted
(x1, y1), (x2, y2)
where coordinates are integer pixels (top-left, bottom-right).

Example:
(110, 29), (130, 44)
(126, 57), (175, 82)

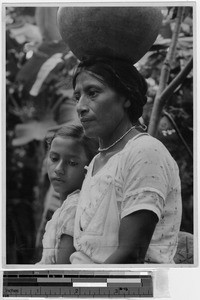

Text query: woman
(70, 56), (182, 264)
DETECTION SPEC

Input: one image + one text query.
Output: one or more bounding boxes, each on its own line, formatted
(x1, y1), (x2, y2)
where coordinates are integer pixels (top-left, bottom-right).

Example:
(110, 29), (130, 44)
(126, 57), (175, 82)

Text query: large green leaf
(12, 118), (57, 146)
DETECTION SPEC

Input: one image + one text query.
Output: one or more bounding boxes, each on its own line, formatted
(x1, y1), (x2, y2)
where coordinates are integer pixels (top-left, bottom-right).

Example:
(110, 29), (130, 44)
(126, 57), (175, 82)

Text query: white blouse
(70, 134), (182, 264)
(37, 190), (79, 264)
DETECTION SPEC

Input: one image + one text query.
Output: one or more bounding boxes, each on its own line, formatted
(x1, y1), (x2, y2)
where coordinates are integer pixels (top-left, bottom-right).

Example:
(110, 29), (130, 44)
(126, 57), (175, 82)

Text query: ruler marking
(108, 282), (141, 287)
(3, 271), (153, 298)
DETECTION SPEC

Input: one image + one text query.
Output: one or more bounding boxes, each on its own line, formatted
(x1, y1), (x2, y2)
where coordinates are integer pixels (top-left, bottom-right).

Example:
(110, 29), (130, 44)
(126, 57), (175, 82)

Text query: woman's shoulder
(128, 133), (161, 147)
(126, 133), (169, 155)
(123, 133), (175, 167)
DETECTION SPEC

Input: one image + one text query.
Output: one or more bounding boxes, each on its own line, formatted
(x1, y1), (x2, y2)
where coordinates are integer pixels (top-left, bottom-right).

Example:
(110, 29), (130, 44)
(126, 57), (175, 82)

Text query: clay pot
(57, 7), (163, 63)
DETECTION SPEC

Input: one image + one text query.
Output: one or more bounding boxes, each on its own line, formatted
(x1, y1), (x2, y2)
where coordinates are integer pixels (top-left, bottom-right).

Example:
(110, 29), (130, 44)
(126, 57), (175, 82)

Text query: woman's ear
(124, 99), (131, 108)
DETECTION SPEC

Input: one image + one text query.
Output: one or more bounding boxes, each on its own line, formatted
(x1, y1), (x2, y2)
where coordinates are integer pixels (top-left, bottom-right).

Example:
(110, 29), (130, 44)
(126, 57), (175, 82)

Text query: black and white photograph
(3, 2), (196, 271)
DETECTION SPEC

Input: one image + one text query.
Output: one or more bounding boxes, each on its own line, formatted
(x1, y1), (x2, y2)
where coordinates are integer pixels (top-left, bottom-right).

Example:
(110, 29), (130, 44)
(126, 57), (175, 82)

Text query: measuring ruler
(3, 270), (153, 297)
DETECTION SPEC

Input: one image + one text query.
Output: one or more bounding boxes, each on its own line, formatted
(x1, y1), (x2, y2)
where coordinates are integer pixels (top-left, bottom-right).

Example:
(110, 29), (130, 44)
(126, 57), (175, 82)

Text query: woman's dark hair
(46, 123), (98, 162)
(73, 56), (148, 123)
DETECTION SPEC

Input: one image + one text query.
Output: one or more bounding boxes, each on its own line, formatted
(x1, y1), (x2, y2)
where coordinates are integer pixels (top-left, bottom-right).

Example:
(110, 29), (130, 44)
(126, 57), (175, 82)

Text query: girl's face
(74, 71), (130, 139)
(47, 136), (88, 201)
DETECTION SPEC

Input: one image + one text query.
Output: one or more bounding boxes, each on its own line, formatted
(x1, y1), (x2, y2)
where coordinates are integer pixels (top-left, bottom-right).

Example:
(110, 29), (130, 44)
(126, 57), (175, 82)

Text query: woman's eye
(88, 90), (98, 98)
(74, 93), (80, 102)
(68, 160), (78, 166)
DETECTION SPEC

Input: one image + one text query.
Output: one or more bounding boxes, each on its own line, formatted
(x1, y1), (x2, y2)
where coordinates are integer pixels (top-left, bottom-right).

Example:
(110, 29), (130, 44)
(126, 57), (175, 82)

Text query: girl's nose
(76, 95), (89, 117)
(55, 161), (65, 175)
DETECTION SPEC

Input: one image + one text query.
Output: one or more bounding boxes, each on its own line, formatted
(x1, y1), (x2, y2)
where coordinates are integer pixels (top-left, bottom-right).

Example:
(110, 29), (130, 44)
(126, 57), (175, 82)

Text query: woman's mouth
(52, 177), (65, 183)
(80, 118), (94, 127)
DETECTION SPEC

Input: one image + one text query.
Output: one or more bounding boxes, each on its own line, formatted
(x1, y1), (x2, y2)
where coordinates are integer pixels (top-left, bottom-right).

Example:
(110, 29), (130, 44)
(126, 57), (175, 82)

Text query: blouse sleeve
(120, 139), (173, 219)
(37, 192), (79, 264)
(57, 192), (79, 238)
(37, 208), (62, 264)
(121, 190), (164, 220)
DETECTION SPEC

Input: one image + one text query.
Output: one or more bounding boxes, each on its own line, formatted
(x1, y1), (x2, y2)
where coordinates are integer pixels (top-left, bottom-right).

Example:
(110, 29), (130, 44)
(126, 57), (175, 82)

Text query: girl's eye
(68, 160), (78, 166)
(49, 154), (58, 162)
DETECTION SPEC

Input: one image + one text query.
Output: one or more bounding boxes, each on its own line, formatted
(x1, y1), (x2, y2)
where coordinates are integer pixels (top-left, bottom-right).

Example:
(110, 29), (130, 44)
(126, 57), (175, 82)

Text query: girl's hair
(73, 56), (148, 123)
(46, 123), (98, 162)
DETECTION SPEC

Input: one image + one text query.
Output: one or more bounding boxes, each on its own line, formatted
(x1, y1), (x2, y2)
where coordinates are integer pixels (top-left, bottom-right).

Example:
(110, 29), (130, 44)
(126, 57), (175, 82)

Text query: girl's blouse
(37, 190), (79, 264)
(70, 134), (182, 264)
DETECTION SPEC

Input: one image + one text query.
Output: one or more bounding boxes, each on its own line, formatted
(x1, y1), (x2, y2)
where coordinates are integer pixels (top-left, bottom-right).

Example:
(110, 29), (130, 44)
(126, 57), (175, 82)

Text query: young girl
(37, 123), (97, 264)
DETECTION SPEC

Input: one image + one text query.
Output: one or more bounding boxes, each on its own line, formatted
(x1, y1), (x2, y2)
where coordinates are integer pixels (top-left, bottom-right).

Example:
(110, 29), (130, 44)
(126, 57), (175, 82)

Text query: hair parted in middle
(46, 123), (98, 162)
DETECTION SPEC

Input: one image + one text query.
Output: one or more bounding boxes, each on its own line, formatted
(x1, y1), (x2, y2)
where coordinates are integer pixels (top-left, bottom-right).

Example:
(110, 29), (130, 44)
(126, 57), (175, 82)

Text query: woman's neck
(99, 119), (133, 149)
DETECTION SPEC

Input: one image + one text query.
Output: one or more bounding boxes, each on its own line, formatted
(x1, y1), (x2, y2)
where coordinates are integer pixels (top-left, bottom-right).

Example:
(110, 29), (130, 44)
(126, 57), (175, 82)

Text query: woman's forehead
(75, 70), (106, 88)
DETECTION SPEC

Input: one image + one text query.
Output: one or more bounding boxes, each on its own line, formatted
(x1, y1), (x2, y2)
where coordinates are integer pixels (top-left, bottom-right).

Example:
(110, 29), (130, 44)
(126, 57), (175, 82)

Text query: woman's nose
(76, 95), (89, 117)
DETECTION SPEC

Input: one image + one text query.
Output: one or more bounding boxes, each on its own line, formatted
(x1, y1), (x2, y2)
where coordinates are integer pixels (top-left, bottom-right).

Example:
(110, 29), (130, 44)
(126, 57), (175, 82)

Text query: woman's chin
(82, 127), (96, 138)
